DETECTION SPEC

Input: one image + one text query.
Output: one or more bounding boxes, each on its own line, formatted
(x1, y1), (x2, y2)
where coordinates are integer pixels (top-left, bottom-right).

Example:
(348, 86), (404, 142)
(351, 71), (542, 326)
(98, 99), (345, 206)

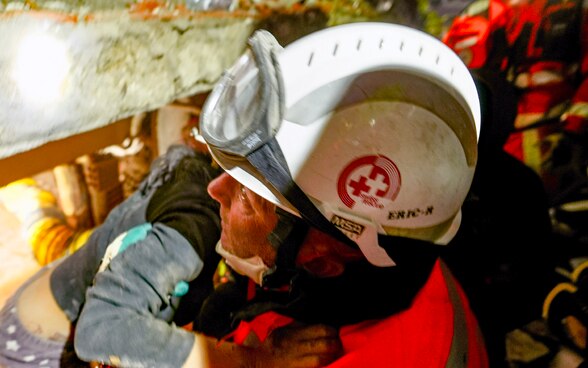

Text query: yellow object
(0, 178), (95, 265)
(0, 178), (57, 223)
(542, 282), (577, 320)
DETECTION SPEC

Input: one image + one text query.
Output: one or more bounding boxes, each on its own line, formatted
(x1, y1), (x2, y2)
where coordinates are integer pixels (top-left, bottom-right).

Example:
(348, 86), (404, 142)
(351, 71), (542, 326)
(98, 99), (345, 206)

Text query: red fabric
(231, 311), (294, 345)
(503, 82), (574, 163)
(324, 260), (488, 368)
(442, 0), (508, 69)
(233, 260), (488, 367)
(503, 130), (525, 163)
(516, 83), (574, 115)
(503, 0), (545, 57)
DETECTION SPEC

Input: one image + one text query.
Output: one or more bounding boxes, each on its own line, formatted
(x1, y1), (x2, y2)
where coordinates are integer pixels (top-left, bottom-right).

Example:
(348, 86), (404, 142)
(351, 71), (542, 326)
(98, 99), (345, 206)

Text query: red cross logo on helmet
(337, 155), (401, 210)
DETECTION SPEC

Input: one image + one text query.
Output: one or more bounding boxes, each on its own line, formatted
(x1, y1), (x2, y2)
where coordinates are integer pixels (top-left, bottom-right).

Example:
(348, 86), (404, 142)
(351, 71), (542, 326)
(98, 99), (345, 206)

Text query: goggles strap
(245, 30), (359, 252)
(248, 139), (359, 251)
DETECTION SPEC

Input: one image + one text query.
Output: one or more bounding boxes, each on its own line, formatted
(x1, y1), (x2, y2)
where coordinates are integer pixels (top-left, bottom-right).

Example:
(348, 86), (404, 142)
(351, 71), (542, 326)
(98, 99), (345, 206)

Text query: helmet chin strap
(262, 208), (310, 288)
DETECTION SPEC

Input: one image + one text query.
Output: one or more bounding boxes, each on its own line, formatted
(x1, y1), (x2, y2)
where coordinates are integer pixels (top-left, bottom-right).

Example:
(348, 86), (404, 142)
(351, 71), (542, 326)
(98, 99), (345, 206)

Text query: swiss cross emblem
(337, 155), (401, 209)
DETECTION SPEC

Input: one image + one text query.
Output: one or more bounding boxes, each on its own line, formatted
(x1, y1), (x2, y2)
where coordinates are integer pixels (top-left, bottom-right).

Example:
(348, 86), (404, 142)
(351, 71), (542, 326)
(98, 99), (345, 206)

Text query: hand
(252, 323), (343, 368)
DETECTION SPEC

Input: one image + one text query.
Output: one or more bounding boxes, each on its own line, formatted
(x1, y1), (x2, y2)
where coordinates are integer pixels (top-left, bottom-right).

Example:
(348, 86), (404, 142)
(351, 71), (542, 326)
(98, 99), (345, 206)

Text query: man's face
(207, 172), (278, 266)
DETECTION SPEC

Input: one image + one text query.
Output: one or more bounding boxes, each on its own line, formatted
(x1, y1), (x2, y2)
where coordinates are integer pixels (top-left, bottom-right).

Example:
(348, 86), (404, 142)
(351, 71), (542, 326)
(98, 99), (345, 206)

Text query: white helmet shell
(210, 22), (480, 265)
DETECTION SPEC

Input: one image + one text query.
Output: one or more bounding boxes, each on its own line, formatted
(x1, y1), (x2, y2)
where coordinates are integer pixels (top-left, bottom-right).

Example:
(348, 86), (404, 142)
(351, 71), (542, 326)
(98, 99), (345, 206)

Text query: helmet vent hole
(418, 46), (423, 56)
(307, 52), (314, 67)
(436, 55), (440, 64)
(356, 39), (362, 50)
(450, 66), (455, 75)
(399, 41), (404, 51)
(332, 44), (339, 56)
(379, 39), (384, 49)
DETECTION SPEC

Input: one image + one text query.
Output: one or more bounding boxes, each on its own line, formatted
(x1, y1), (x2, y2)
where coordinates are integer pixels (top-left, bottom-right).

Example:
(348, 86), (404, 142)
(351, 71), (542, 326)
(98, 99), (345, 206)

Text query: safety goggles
(199, 29), (360, 251)
(200, 29), (284, 156)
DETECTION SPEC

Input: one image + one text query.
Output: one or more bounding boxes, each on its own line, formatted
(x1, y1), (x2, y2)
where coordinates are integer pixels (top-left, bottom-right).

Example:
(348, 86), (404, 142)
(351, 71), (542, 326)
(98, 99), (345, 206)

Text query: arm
(50, 144), (205, 322)
(74, 223), (207, 367)
(76, 224), (342, 368)
(75, 152), (223, 367)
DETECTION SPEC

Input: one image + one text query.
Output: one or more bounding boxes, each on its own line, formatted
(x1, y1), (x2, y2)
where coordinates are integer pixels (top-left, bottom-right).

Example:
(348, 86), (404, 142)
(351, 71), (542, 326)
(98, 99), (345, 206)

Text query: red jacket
(233, 260), (489, 368)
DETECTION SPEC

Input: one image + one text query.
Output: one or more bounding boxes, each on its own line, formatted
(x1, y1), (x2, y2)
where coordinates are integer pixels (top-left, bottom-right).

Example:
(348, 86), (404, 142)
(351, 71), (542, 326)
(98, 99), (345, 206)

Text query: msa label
(331, 215), (365, 236)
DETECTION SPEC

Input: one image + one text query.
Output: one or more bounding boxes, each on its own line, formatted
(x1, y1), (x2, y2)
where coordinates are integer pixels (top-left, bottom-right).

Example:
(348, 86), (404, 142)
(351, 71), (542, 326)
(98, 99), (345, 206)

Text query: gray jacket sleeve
(74, 223), (202, 368)
(51, 144), (200, 321)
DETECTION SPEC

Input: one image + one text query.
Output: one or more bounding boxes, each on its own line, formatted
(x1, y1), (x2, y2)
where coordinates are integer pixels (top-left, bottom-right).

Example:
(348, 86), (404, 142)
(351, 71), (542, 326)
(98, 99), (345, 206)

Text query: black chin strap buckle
(261, 208), (309, 290)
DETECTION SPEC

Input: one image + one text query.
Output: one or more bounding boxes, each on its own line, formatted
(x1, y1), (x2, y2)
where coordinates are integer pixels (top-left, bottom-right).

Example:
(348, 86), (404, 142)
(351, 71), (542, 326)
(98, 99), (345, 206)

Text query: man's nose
(207, 172), (237, 206)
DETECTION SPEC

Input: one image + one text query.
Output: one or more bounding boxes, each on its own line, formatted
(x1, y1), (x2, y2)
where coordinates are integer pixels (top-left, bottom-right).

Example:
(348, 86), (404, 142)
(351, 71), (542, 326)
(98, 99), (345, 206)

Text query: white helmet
(200, 22), (480, 267)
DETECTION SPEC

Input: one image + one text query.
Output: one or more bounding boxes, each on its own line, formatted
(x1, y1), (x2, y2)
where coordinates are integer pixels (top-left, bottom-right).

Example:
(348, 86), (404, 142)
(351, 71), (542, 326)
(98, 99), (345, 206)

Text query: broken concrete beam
(0, 9), (256, 159)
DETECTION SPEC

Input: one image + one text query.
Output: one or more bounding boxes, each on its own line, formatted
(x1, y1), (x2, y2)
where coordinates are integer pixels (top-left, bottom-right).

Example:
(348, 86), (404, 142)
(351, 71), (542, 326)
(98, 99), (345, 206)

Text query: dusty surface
(0, 10), (255, 159)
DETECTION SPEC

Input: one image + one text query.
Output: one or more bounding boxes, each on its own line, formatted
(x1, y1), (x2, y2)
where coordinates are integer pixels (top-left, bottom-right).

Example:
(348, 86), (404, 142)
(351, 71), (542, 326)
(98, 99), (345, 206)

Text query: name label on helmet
(388, 206), (434, 220)
(331, 214), (365, 236)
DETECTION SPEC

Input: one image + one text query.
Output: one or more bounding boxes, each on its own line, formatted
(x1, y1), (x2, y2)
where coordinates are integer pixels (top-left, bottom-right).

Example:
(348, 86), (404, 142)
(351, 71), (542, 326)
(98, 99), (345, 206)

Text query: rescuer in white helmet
(202, 22), (480, 268)
(197, 22), (488, 367)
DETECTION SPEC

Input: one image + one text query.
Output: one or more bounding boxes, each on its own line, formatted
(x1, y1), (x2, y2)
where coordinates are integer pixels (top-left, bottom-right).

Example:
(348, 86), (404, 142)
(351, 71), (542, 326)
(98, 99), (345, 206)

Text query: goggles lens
(201, 30), (284, 156)
(203, 51), (261, 143)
